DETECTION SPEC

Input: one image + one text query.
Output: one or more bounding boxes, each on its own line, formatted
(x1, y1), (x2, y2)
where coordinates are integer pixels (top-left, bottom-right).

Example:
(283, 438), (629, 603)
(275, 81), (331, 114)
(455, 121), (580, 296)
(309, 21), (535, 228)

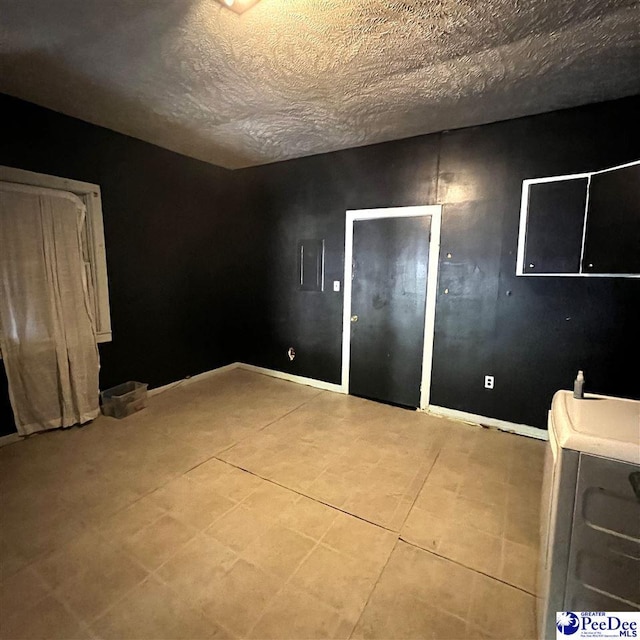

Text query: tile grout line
(242, 518), (334, 639)
(193, 388), (325, 461)
(398, 536), (538, 598)
(394, 442), (540, 598)
(243, 369), (327, 401)
(2, 567), (94, 640)
(343, 441), (456, 638)
(7, 383), (394, 636)
(85, 444), (355, 638)
(76, 504), (239, 637)
(4, 371), (541, 638)
(347, 534), (402, 639)
(72, 387), (325, 540)
(395, 446), (443, 533)
(245, 479), (400, 639)
(210, 455), (401, 536)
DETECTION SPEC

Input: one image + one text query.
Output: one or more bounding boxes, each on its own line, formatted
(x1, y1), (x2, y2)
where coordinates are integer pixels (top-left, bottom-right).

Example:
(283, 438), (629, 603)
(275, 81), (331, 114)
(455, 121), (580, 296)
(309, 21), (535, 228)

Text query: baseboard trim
(142, 363), (547, 441)
(427, 405), (548, 440)
(237, 363), (346, 394)
(0, 432), (23, 448)
(148, 362), (241, 397)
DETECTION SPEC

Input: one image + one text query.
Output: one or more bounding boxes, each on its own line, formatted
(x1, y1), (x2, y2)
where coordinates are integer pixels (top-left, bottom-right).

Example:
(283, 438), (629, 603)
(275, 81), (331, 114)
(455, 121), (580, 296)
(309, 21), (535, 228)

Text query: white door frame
(341, 205), (442, 410)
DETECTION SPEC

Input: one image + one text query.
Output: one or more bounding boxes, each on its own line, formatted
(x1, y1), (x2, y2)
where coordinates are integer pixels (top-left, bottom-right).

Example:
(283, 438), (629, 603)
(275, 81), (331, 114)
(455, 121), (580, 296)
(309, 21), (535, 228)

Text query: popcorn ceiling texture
(1, 0), (639, 168)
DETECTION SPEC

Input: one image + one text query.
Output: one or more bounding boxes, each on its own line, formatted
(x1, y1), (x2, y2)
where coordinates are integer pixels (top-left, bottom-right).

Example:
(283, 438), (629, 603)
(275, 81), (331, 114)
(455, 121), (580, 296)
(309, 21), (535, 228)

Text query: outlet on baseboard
(484, 375), (494, 389)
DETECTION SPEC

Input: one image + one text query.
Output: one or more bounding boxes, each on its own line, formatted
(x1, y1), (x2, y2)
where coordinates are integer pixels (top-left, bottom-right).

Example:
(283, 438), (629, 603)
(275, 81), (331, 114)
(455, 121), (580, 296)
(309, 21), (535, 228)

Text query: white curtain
(0, 183), (100, 435)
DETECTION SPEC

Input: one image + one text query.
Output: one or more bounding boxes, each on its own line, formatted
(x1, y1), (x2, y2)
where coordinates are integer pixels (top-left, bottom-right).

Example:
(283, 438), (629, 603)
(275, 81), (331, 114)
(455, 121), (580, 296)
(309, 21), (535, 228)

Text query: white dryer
(538, 391), (640, 640)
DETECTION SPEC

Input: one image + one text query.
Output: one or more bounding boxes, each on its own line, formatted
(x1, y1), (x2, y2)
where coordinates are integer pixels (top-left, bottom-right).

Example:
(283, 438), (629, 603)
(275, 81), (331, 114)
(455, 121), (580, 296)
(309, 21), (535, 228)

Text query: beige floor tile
(371, 542), (473, 620)
(278, 496), (339, 541)
(500, 539), (538, 594)
(466, 458), (512, 486)
(156, 534), (237, 609)
(507, 481), (542, 517)
(402, 430), (543, 588)
(0, 537), (28, 581)
(458, 475), (509, 509)
(354, 541), (536, 640)
(56, 476), (144, 525)
(0, 566), (50, 616)
(401, 502), (445, 550)
(205, 504), (275, 552)
(200, 558), (283, 636)
(299, 391), (380, 421)
(248, 584), (343, 640)
(241, 523), (316, 578)
(324, 458), (377, 484)
(411, 482), (458, 518)
(240, 482), (300, 515)
(150, 442), (212, 480)
(451, 496), (506, 538)
(353, 591), (467, 640)
(2, 503), (91, 562)
(151, 476), (236, 530)
(438, 524), (503, 577)
(306, 471), (355, 507)
(216, 397), (444, 531)
(187, 462), (263, 501)
(34, 530), (148, 622)
(1, 369), (543, 640)
(403, 504), (502, 576)
(292, 545), (381, 625)
(468, 571), (537, 639)
(122, 513), (197, 570)
(97, 494), (167, 540)
(504, 504), (540, 548)
(341, 489), (407, 531)
(463, 622), (497, 639)
(182, 457), (231, 483)
(0, 595), (86, 640)
(91, 576), (227, 640)
(258, 460), (323, 491)
(511, 436), (546, 471)
(423, 456), (467, 492)
(321, 512), (397, 566)
(435, 446), (471, 470)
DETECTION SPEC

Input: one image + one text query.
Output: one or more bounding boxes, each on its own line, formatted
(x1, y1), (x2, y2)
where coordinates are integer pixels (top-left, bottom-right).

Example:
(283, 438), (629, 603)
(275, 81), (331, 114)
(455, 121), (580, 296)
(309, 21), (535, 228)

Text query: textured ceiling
(1, 0), (639, 168)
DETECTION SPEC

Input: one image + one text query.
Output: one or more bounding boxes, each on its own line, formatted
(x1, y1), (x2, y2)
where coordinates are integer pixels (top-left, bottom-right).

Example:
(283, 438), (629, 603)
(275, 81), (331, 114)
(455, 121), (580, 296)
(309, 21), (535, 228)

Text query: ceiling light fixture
(215, 0), (261, 14)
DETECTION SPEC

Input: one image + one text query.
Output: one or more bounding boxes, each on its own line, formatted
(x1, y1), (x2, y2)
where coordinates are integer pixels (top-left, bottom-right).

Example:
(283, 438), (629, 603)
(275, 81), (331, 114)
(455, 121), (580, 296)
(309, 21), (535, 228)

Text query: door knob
(351, 315), (358, 323)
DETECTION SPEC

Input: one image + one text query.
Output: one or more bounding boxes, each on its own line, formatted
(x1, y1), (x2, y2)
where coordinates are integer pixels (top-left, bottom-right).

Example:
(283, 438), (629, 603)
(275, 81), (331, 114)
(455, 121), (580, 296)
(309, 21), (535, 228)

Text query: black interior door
(349, 215), (431, 408)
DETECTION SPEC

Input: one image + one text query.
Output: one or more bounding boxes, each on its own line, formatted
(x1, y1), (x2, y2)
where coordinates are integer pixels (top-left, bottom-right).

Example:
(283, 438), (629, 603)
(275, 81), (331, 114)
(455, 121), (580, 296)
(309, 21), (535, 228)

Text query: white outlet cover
(484, 375), (494, 389)
(333, 281), (340, 292)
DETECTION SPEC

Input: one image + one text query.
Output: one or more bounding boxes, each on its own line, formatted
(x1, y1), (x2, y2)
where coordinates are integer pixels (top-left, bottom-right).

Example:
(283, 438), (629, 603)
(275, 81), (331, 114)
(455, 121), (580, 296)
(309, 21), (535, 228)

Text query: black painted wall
(0, 94), (241, 435)
(234, 134), (441, 384)
(1, 93), (638, 435)
(237, 97), (640, 429)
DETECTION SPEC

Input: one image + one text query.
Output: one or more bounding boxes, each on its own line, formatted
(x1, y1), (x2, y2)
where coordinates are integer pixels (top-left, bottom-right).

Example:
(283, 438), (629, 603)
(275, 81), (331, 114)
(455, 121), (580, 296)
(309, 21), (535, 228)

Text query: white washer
(538, 391), (640, 639)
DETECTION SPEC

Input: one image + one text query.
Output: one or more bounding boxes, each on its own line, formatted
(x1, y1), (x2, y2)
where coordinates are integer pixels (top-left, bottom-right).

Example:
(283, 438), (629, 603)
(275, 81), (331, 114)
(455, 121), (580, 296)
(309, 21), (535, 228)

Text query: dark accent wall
(0, 94), (241, 435)
(1, 93), (638, 435)
(237, 97), (640, 429)
(234, 134), (441, 385)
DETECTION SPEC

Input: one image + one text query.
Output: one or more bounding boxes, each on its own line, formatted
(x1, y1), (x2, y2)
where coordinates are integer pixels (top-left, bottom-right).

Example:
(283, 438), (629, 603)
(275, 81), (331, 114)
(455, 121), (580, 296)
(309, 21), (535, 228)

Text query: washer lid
(550, 391), (640, 464)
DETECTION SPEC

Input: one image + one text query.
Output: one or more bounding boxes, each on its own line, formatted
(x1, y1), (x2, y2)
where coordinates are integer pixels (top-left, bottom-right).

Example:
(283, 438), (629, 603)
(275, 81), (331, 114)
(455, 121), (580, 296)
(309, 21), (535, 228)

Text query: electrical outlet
(333, 280), (340, 292)
(484, 375), (494, 390)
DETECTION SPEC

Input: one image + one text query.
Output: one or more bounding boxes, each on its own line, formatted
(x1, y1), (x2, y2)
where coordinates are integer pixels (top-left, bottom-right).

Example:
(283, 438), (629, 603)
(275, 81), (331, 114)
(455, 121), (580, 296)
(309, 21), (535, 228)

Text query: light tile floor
(0, 368), (544, 639)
